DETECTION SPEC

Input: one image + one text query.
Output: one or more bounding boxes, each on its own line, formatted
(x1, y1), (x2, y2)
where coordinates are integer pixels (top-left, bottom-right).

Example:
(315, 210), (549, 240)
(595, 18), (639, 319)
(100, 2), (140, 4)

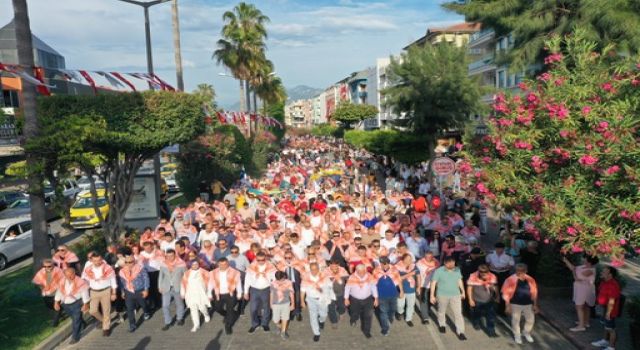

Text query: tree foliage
(384, 43), (484, 135)
(31, 91), (204, 243)
(462, 30), (640, 262)
(344, 130), (430, 164)
(331, 101), (378, 128)
(444, 0), (640, 70)
(193, 83), (217, 111)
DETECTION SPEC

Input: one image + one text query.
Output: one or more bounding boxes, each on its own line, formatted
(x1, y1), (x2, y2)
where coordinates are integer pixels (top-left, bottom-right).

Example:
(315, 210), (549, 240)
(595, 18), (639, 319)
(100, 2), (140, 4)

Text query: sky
(0, 0), (462, 108)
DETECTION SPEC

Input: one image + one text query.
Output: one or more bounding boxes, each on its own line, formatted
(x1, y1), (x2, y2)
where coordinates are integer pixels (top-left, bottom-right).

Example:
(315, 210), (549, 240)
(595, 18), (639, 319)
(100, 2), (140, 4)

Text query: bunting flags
(0, 62), (176, 95)
(213, 110), (283, 129)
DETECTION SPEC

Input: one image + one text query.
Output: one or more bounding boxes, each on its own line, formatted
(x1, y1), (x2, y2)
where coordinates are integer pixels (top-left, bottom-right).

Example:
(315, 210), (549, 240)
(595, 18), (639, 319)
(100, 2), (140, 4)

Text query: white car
(77, 176), (106, 192)
(0, 217), (55, 270)
(44, 179), (81, 199)
(165, 174), (180, 193)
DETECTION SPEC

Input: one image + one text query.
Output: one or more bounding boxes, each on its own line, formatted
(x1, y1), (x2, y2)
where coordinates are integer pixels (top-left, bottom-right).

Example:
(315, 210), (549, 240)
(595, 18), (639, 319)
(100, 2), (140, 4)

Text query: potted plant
(627, 294), (640, 350)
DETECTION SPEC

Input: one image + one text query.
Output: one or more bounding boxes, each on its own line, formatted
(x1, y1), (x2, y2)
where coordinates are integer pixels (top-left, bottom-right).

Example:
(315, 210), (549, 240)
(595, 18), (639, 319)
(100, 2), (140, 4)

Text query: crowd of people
(31, 136), (622, 349)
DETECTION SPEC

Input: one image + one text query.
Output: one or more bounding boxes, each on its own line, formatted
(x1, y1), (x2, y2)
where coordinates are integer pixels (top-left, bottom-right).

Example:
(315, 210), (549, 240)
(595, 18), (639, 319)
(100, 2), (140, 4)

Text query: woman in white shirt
(181, 260), (211, 332)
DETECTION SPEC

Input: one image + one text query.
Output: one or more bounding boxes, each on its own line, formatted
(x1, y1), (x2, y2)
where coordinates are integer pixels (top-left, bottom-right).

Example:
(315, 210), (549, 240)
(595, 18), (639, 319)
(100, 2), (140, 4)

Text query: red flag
(33, 67), (51, 96)
(215, 111), (227, 124)
(250, 113), (257, 121)
(79, 70), (97, 94)
(240, 112), (247, 125)
(110, 72), (136, 91)
(151, 73), (175, 91)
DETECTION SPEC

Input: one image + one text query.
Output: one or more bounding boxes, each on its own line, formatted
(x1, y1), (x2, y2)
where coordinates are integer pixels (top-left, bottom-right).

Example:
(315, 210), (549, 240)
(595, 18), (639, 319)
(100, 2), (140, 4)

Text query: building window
(2, 90), (20, 108)
(497, 70), (506, 88)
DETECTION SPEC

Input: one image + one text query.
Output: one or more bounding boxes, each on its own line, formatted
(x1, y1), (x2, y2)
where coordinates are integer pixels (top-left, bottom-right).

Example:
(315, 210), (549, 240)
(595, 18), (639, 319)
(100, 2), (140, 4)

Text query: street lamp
(116, 0), (171, 225)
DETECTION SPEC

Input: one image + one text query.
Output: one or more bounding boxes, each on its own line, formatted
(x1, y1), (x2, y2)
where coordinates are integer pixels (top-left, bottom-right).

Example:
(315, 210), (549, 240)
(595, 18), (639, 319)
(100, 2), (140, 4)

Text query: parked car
(0, 217), (56, 270)
(165, 173), (180, 193)
(44, 179), (81, 199)
(160, 163), (177, 178)
(77, 176), (106, 192)
(69, 189), (109, 230)
(0, 191), (27, 212)
(0, 196), (57, 221)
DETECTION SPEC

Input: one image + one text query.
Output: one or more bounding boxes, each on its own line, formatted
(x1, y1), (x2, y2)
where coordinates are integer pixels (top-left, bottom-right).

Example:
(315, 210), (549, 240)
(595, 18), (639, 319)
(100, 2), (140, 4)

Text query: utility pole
(116, 0), (171, 225)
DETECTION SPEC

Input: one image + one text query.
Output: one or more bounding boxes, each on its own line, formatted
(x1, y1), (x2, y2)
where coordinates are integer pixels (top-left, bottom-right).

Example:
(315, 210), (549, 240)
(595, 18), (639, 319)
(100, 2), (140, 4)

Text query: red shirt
(597, 278), (621, 318)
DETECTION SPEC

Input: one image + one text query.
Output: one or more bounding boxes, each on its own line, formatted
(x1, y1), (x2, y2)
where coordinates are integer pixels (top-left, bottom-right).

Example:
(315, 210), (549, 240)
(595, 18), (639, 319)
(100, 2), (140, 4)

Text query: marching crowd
(31, 136), (622, 349)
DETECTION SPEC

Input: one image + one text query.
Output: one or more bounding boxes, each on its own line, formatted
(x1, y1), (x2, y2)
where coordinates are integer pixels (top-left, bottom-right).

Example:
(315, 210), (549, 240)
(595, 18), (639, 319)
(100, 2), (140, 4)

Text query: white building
(284, 99), (313, 128)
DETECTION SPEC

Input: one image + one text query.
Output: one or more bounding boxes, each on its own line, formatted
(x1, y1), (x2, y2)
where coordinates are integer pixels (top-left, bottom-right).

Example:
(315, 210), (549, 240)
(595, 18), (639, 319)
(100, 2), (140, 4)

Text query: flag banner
(96, 71), (125, 89)
(33, 67), (51, 96)
(211, 110), (283, 129)
(110, 72), (137, 92)
(0, 62), (56, 89)
(78, 70), (97, 94)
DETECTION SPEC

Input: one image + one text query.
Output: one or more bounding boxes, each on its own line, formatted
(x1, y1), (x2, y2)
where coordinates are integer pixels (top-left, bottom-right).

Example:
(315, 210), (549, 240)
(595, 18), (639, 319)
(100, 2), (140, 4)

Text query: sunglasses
(373, 245), (380, 248)
(43, 265), (53, 268)
(125, 261), (135, 264)
(257, 259), (266, 262)
(231, 251), (239, 254)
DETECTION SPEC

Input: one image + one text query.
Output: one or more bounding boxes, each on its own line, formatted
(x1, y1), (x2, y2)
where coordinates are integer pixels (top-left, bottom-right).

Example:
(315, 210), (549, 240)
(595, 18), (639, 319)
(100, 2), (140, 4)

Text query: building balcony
(469, 28), (495, 49)
(469, 53), (497, 76)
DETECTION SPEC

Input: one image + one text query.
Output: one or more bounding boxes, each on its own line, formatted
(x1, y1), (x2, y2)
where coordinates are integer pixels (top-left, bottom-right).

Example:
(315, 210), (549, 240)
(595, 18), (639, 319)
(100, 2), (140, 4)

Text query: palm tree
(213, 2), (270, 114)
(12, 0), (50, 272)
(171, 0), (184, 91)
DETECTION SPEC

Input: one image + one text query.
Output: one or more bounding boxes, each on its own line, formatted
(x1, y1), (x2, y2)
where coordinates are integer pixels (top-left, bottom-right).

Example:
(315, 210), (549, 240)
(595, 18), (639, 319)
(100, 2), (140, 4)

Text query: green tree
(266, 101), (286, 140)
(383, 43), (483, 175)
(213, 2), (270, 114)
(193, 83), (217, 110)
(32, 92), (204, 244)
(444, 0), (640, 70)
(462, 30), (640, 262)
(331, 101), (378, 129)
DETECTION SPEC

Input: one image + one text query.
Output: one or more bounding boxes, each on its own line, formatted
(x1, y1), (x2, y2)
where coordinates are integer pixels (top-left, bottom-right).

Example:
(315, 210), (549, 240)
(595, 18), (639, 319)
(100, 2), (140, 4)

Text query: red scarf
(58, 277), (88, 299)
(323, 266), (349, 285)
(248, 261), (276, 279)
(210, 267), (240, 297)
(119, 264), (144, 292)
(53, 252), (79, 269)
(271, 279), (293, 301)
(346, 272), (375, 288)
(83, 263), (114, 281)
(162, 257), (186, 272)
(395, 262), (417, 288)
(32, 267), (64, 295)
(373, 266), (401, 286)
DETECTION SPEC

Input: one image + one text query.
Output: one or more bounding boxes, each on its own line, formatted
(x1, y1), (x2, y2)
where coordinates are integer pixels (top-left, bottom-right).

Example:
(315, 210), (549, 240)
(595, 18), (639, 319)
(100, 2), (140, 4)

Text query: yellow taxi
(160, 163), (178, 178)
(70, 190), (109, 229)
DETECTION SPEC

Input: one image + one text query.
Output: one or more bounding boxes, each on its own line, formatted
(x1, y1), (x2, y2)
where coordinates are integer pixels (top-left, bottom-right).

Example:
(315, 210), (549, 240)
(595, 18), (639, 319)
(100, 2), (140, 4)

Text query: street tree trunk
(13, 0), (50, 273)
(171, 0), (184, 91)
(238, 79), (246, 113)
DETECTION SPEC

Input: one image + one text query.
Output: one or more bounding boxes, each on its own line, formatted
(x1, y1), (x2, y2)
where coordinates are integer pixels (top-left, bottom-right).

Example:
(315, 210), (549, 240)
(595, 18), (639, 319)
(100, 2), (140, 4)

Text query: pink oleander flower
(514, 140), (534, 150)
(611, 259), (625, 268)
(582, 106), (592, 115)
(538, 72), (551, 82)
(595, 121), (609, 133)
(559, 130), (570, 138)
(620, 210), (630, 219)
(526, 93), (539, 104)
(455, 142), (463, 151)
(571, 245), (584, 253)
(458, 161), (472, 174)
(497, 118), (514, 127)
(566, 226), (578, 236)
(544, 52), (564, 64)
(579, 155), (598, 166)
(554, 78), (565, 86)
(602, 82), (613, 92)
(482, 156), (492, 164)
(547, 104), (569, 120)
(620, 238), (627, 245)
(516, 112), (534, 125)
(476, 183), (489, 194)
(543, 239), (550, 244)
(595, 180), (603, 187)
(517, 82), (529, 91)
(606, 165), (620, 175)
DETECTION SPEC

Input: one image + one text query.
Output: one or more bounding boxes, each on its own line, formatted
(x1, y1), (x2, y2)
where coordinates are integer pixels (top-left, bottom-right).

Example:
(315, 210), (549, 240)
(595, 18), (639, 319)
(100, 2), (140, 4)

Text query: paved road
(59, 300), (577, 350)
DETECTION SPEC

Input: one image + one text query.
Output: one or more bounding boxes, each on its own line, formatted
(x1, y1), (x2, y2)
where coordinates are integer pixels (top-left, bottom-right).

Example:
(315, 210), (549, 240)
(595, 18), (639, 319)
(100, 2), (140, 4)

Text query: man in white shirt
(244, 252), (277, 332)
(81, 253), (117, 336)
(418, 180), (431, 196)
(211, 257), (243, 334)
(198, 223), (219, 248)
(289, 233), (307, 260)
(380, 230), (400, 253)
(486, 242), (515, 289)
(55, 267), (90, 344)
(301, 262), (332, 342)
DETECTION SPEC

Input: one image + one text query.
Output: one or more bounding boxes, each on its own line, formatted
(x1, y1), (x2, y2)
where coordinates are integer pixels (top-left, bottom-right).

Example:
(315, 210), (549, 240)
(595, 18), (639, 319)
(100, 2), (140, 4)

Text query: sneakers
(313, 335), (320, 342)
(281, 332), (289, 340)
(458, 333), (467, 341)
(248, 326), (257, 333)
(176, 319), (185, 326)
(523, 333), (534, 343)
(191, 326), (199, 332)
(591, 339), (610, 348)
(569, 326), (586, 332)
(161, 324), (171, 331)
(514, 335), (523, 345)
(263, 325), (270, 332)
(319, 322), (325, 330)
(406, 321), (414, 327)
(204, 315), (211, 323)
(143, 313), (151, 321)
(439, 326), (446, 334)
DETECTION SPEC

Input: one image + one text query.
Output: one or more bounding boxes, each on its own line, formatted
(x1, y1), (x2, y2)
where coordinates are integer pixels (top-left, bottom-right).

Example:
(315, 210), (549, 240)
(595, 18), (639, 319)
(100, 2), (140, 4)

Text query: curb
(537, 310), (584, 350)
(33, 315), (96, 350)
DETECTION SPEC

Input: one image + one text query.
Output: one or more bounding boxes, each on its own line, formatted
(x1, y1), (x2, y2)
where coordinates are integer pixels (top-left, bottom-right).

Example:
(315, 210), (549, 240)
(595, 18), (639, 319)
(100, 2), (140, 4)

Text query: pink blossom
(602, 82), (613, 92)
(517, 82), (529, 91)
(554, 78), (565, 86)
(632, 79), (640, 86)
(547, 103), (569, 120)
(538, 72), (551, 82)
(571, 245), (584, 253)
(582, 106), (592, 115)
(476, 183), (489, 194)
(578, 155), (599, 166)
(530, 155), (548, 173)
(611, 259), (625, 268)
(543, 239), (550, 244)
(514, 140), (534, 150)
(516, 112), (534, 125)
(559, 130), (570, 138)
(455, 142), (463, 151)
(493, 103), (510, 114)
(620, 210), (630, 219)
(544, 53), (564, 64)
(482, 156), (492, 164)
(606, 165), (620, 175)
(566, 226), (578, 236)
(526, 93), (539, 104)
(497, 118), (513, 127)
(595, 121), (609, 133)
(620, 238), (627, 245)
(458, 161), (473, 174)
(595, 180), (603, 187)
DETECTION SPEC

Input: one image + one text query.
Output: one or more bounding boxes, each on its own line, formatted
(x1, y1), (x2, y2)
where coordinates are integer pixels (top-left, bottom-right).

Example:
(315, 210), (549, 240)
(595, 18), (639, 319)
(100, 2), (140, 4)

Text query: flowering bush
(464, 31), (640, 262)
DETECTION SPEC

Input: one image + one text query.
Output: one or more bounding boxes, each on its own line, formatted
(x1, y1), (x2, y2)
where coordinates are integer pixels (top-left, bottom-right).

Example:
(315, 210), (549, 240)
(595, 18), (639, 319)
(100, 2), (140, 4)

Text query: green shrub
(310, 124), (344, 138)
(344, 129), (431, 164)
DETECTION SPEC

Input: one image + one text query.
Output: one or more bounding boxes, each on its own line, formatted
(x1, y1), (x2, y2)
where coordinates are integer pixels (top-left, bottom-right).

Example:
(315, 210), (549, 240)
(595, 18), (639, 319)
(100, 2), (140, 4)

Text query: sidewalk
(484, 209), (636, 350)
(537, 261), (638, 350)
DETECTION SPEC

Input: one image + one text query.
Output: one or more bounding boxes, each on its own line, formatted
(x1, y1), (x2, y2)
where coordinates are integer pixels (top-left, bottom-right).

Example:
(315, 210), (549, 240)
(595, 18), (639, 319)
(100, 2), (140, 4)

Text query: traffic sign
(432, 157), (455, 176)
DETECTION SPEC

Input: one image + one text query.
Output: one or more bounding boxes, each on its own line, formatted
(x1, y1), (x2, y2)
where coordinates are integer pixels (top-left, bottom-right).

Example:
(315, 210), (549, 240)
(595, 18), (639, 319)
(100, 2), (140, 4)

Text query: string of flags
(203, 104), (283, 129)
(0, 62), (175, 95)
